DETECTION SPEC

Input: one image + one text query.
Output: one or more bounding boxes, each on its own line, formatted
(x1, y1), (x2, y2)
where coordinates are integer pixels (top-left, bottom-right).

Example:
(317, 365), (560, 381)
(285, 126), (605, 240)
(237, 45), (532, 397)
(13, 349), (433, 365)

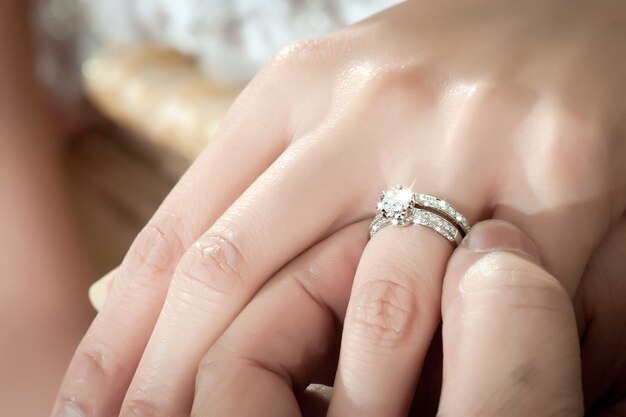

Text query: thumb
(438, 219), (584, 417)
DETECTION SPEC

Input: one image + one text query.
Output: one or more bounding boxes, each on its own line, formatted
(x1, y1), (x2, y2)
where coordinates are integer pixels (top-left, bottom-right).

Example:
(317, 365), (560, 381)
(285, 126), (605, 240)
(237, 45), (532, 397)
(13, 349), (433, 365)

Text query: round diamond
(380, 188), (414, 224)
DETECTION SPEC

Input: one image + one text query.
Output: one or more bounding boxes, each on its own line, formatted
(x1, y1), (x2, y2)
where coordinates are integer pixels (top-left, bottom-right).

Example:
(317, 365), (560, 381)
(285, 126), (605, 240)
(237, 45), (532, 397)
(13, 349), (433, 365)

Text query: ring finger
(328, 195), (477, 417)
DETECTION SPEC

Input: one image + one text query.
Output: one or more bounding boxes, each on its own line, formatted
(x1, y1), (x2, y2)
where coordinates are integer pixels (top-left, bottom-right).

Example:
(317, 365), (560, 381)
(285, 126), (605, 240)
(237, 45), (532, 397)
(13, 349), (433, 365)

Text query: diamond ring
(369, 185), (470, 246)
(413, 193), (471, 236)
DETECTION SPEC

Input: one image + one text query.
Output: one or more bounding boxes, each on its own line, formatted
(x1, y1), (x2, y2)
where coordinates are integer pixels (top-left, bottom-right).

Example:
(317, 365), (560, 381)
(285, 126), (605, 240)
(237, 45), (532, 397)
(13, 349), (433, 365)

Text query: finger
(192, 221), (368, 417)
(492, 185), (608, 298)
(328, 215), (465, 416)
(52, 71), (289, 417)
(88, 268), (116, 312)
(119, 136), (367, 416)
(438, 220), (584, 416)
(300, 385), (332, 417)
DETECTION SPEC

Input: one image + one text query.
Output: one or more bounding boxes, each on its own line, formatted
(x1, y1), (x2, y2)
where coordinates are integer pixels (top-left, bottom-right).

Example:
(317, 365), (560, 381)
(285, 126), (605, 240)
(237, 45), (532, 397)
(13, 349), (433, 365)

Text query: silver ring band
(369, 210), (463, 246)
(369, 214), (391, 238)
(413, 193), (471, 236)
(412, 208), (463, 246)
(369, 185), (471, 247)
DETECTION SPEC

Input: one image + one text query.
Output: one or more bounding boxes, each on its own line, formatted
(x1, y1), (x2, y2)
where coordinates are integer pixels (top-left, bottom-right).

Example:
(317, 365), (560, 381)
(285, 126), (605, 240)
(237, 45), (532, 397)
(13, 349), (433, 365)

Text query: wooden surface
(82, 45), (241, 161)
(67, 45), (243, 273)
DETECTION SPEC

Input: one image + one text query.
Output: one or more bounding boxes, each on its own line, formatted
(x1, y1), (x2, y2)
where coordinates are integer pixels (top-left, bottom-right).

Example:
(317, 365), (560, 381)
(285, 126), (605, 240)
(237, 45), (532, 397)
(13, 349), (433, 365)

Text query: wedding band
(413, 193), (471, 235)
(412, 208), (463, 246)
(369, 185), (470, 246)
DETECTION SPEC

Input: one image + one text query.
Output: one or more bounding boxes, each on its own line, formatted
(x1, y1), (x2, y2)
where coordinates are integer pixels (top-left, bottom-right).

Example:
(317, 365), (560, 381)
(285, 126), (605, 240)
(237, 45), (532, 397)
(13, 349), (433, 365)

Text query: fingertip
(88, 267), (118, 312)
(51, 401), (86, 417)
(300, 384), (331, 417)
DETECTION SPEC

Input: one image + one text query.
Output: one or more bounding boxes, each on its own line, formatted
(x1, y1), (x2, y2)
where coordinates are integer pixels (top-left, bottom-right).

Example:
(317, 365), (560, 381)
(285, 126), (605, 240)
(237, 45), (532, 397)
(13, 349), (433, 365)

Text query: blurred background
(0, 0), (402, 415)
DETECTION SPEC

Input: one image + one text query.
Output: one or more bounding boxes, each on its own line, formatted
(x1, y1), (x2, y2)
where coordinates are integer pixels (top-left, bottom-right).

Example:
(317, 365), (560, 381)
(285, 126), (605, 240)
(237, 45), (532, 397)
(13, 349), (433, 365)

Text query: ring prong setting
(378, 185), (415, 226)
(370, 185), (472, 246)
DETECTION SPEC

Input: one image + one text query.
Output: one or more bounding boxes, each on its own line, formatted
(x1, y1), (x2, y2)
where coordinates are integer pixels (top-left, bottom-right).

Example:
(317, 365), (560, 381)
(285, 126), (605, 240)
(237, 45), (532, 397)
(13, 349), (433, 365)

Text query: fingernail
(53, 402), (85, 417)
(461, 219), (541, 261)
(88, 267), (118, 312)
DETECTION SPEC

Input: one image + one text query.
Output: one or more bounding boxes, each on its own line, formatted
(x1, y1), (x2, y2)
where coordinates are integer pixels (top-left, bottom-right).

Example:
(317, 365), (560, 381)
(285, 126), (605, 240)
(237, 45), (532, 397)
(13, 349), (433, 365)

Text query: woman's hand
(53, 1), (626, 416)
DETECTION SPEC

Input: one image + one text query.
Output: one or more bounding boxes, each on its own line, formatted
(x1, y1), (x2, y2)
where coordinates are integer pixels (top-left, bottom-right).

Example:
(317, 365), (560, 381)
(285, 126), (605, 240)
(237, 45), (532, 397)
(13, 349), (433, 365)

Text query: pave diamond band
(369, 210), (462, 245)
(413, 193), (471, 236)
(412, 208), (463, 245)
(369, 214), (392, 238)
(369, 185), (471, 246)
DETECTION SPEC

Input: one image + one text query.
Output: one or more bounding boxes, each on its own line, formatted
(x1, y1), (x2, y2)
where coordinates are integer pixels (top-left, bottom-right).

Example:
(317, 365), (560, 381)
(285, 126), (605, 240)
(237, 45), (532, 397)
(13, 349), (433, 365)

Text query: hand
(84, 218), (626, 417)
(185, 220), (588, 416)
(53, 1), (626, 416)
(187, 219), (626, 416)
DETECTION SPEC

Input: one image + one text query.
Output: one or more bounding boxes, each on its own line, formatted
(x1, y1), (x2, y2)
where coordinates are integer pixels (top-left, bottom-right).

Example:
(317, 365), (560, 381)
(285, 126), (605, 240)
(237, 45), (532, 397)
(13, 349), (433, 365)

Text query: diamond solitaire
(370, 185), (471, 245)
(378, 185), (414, 225)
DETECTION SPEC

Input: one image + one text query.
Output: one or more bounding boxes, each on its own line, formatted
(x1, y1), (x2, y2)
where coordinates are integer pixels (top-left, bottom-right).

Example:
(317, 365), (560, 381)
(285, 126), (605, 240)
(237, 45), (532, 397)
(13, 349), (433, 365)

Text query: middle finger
(119, 138), (365, 416)
(193, 221), (370, 417)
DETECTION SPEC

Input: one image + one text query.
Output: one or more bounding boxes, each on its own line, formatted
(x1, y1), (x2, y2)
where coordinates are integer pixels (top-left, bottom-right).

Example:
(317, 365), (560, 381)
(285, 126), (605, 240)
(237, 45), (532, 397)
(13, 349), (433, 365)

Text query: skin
(189, 218), (626, 417)
(53, 0), (626, 416)
(194, 219), (586, 416)
(88, 217), (626, 416)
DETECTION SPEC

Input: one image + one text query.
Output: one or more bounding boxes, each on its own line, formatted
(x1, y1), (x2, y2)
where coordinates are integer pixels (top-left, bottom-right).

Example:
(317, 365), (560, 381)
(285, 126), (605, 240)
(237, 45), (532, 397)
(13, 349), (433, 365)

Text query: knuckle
(123, 210), (186, 285)
(462, 252), (571, 311)
(540, 128), (605, 194)
(349, 274), (429, 348)
(267, 38), (329, 69)
(172, 231), (247, 303)
(512, 106), (606, 203)
(365, 62), (434, 101)
(343, 63), (438, 143)
(472, 80), (514, 107)
(75, 338), (122, 381)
